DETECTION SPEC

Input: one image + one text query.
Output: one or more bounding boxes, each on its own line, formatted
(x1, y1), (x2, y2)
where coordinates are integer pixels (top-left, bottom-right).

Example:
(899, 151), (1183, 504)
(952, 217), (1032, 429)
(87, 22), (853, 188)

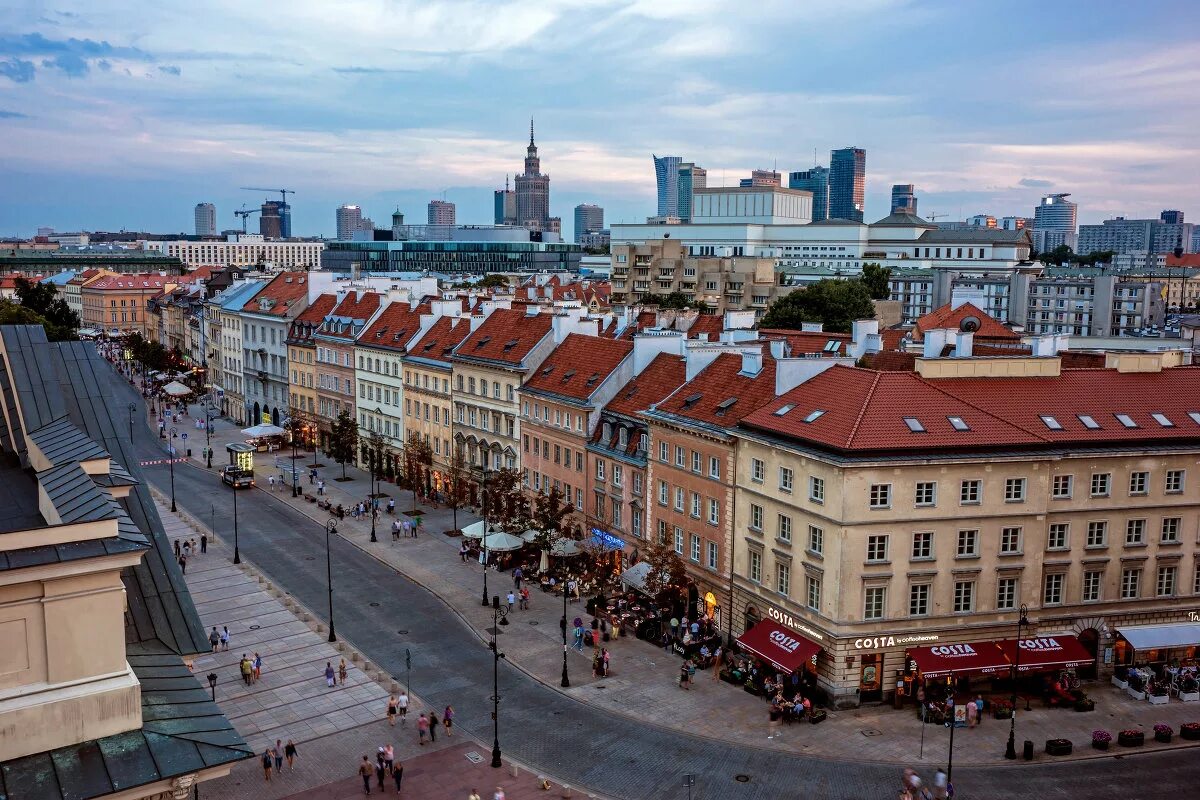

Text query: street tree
(445, 446), (469, 534)
(531, 485), (575, 551)
(758, 279), (875, 333)
(641, 537), (688, 598)
(484, 466), (528, 533)
(399, 432), (432, 513)
(365, 430), (389, 499)
(14, 277), (79, 339)
(325, 410), (359, 480)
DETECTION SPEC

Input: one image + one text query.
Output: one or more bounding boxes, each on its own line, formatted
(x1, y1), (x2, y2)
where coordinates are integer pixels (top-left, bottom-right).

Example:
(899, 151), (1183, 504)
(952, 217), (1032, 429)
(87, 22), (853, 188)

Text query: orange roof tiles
(685, 314), (724, 340)
(407, 315), (473, 365)
(523, 334), (632, 402)
(1166, 254), (1200, 268)
(914, 302), (1018, 342)
(453, 308), (553, 366)
(605, 353), (687, 418)
(320, 291), (382, 340)
(759, 328), (852, 355)
(288, 294), (338, 344)
(85, 273), (172, 291)
(246, 271), (310, 317)
(651, 351), (778, 428)
(359, 301), (425, 352)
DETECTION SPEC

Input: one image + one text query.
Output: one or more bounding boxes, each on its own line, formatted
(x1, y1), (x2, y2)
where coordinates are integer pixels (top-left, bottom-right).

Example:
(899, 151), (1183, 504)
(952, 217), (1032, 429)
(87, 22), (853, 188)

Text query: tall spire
(529, 116), (535, 146)
(505, 174), (510, 191)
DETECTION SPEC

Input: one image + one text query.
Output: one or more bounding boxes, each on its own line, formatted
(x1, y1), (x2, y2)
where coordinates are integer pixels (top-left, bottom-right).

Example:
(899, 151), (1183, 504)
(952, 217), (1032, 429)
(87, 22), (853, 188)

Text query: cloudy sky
(2, 1), (1198, 239)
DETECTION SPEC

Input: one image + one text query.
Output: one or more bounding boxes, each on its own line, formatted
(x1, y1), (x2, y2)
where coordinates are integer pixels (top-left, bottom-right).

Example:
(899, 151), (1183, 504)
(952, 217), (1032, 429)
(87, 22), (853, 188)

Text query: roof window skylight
(683, 393), (703, 408)
(903, 417), (926, 433)
(1151, 412), (1174, 427)
(1115, 413), (1138, 429)
(773, 403), (795, 417)
(948, 416), (970, 431)
(801, 409), (824, 423)
(715, 397), (738, 415)
(1189, 412), (1200, 426)
(1078, 414), (1100, 429)
(1039, 415), (1063, 430)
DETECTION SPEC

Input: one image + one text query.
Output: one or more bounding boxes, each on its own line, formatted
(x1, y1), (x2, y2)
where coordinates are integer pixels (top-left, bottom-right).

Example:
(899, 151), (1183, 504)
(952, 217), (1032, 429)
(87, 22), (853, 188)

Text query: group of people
(239, 653), (264, 685)
(259, 738), (299, 782)
(324, 658), (351, 687)
(900, 766), (953, 800)
(358, 747), (403, 794)
(391, 516), (422, 539)
(173, 535), (207, 574)
(207, 625), (230, 652)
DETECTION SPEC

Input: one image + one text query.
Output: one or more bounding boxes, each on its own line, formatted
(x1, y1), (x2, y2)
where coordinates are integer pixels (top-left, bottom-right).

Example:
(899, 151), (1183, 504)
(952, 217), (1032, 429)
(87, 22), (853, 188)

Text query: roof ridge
(909, 372), (1053, 443)
(843, 369), (881, 448)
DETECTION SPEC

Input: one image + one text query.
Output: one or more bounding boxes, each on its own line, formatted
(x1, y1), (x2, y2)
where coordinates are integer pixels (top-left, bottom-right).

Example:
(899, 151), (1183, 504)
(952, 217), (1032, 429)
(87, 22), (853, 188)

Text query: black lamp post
(128, 402), (136, 445)
(291, 428), (299, 498)
(489, 595), (507, 768)
(206, 405), (214, 469)
(1004, 603), (1031, 760)
(946, 696), (956, 784)
(480, 467), (491, 607)
(168, 427), (178, 512)
(369, 449), (377, 542)
(560, 538), (570, 688)
(232, 477), (241, 565)
(206, 672), (217, 702)
(325, 518), (338, 642)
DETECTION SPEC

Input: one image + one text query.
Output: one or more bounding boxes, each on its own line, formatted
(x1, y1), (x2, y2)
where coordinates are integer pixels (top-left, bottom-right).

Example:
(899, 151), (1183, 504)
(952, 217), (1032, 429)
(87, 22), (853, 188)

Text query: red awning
(996, 636), (1093, 673)
(736, 619), (821, 674)
(907, 642), (1009, 679)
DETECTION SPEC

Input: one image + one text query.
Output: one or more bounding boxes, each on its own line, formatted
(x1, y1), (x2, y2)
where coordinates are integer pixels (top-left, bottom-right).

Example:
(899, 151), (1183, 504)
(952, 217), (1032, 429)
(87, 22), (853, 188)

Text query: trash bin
(1023, 739), (1034, 761)
(187, 448), (192, 457)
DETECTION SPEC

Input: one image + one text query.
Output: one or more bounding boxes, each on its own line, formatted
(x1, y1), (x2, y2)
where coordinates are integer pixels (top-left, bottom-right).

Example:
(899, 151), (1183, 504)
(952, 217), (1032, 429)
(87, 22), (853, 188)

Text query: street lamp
(325, 518), (338, 642)
(168, 427), (178, 512)
(369, 448), (377, 542)
(231, 476), (241, 565)
(206, 672), (217, 702)
(205, 405), (214, 469)
(128, 402), (136, 445)
(946, 696), (956, 785)
(480, 467), (491, 607)
(489, 595), (507, 768)
(291, 426), (299, 498)
(1004, 603), (1031, 760)
(560, 537), (570, 688)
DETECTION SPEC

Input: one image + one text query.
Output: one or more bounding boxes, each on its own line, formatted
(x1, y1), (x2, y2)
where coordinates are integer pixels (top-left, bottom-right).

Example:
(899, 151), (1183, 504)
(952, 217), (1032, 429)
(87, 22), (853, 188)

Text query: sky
(2, 1), (1199, 240)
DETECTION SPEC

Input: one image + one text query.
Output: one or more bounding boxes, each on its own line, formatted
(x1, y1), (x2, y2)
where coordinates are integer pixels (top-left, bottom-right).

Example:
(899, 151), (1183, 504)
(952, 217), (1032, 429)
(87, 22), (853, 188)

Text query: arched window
(618, 428), (628, 447)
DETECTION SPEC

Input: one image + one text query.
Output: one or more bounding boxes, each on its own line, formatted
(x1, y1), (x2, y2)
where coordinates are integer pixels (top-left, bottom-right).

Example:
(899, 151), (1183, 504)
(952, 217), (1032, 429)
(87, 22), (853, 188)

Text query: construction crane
(233, 204), (260, 234)
(240, 187), (295, 206)
(926, 212), (947, 222)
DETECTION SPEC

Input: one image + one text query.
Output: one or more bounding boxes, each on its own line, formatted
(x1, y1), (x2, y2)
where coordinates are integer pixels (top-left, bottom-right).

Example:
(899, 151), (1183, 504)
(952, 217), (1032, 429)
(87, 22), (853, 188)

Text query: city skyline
(2, 1), (1199, 239)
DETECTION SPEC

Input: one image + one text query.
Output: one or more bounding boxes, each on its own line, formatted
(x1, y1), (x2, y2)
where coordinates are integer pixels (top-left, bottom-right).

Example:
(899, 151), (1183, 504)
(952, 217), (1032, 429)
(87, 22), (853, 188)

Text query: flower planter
(1127, 688), (1146, 701)
(1118, 731), (1145, 747)
(1154, 731), (1173, 743)
(1148, 693), (1169, 705)
(1091, 739), (1110, 751)
(1180, 724), (1200, 741)
(1180, 692), (1200, 703)
(1074, 699), (1095, 712)
(1111, 677), (1128, 690)
(993, 709), (1013, 720)
(1045, 739), (1073, 756)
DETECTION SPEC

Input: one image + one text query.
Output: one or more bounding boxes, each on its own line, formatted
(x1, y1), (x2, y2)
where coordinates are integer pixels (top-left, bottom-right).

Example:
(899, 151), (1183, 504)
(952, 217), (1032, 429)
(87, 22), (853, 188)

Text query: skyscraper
(194, 203), (216, 237)
(890, 184), (917, 215)
(677, 162), (706, 223)
(653, 155), (682, 218)
(515, 119), (551, 231)
(1032, 193), (1078, 234)
(337, 204), (364, 240)
(494, 176), (516, 225)
(829, 147), (866, 222)
(427, 199), (456, 225)
(574, 204), (604, 243)
(789, 167), (829, 222)
(260, 200), (284, 239)
(1161, 210), (1185, 225)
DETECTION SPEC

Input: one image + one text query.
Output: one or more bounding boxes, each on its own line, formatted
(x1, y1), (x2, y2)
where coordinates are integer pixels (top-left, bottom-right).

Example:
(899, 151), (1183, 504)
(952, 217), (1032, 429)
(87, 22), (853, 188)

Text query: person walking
(387, 694), (398, 726)
(183, 540), (191, 558)
(391, 760), (404, 793)
(261, 749), (273, 782)
(417, 712), (429, 745)
(711, 645), (723, 681)
(240, 655), (252, 686)
(220, 626), (230, 651)
(493, 787), (506, 800)
(468, 791), (481, 800)
(572, 622), (585, 651)
(428, 710), (439, 742)
(200, 533), (207, 553)
(974, 695), (984, 727)
(512, 566), (523, 590)
(602, 648), (611, 677)
(208, 627), (220, 653)
(519, 587), (530, 610)
(592, 648), (602, 678)
(325, 662), (336, 688)
(339, 658), (348, 686)
(358, 755), (373, 795)
(397, 689), (409, 722)
(284, 739), (298, 771)
(460, 542), (469, 562)
(768, 696), (783, 739)
(173, 539), (181, 558)
(413, 515), (422, 536)
(687, 658), (697, 687)
(269, 475), (276, 491)
(966, 696), (978, 728)
(318, 479), (325, 496)
(382, 744), (394, 770)
(506, 590), (515, 610)
(177, 553), (187, 574)
(443, 705), (454, 737)
(932, 768), (949, 800)
(401, 519), (411, 538)
(375, 749), (387, 791)
(272, 740), (283, 774)
(679, 660), (691, 690)
(387, 497), (395, 515)
(252, 652), (263, 683)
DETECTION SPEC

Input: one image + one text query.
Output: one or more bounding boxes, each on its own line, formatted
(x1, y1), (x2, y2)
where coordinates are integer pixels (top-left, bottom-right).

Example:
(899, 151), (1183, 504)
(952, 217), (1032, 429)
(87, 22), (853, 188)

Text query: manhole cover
(861, 728), (882, 737)
(735, 775), (751, 783)
(528, 620), (539, 626)
(464, 751), (484, 764)
(397, 629), (409, 635)
(594, 685), (607, 690)
(369, 602), (380, 607)
(249, 625), (260, 630)
(304, 556), (315, 561)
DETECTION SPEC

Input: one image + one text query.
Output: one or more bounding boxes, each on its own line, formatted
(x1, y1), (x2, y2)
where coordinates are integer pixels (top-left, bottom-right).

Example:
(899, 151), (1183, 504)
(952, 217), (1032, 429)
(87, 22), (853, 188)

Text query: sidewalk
(166, 400), (1200, 767)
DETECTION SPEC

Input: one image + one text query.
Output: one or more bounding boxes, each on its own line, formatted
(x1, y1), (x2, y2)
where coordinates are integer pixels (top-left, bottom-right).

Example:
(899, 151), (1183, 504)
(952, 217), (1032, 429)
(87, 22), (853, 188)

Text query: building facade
(890, 184), (917, 216)
(321, 239), (582, 274)
(1033, 193), (1078, 234)
(428, 200), (456, 226)
(789, 167), (829, 223)
(1077, 217), (1195, 256)
(494, 179), (517, 225)
(239, 272), (322, 426)
(314, 290), (383, 448)
(162, 237), (324, 269)
(80, 273), (175, 337)
(677, 162), (706, 224)
(403, 307), (472, 483)
(574, 204), (604, 243)
(210, 280), (264, 423)
(195, 202), (217, 237)
(355, 299), (427, 457)
(515, 121), (551, 232)
(653, 155), (682, 218)
(286, 293), (337, 441)
(829, 147), (866, 222)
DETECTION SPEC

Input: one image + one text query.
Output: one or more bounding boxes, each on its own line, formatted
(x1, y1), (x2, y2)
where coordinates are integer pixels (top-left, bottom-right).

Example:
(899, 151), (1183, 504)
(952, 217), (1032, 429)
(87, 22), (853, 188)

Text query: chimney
(953, 331), (974, 358)
(922, 328), (949, 359)
(800, 321), (823, 332)
(632, 331), (685, 375)
(775, 357), (838, 395)
(684, 348), (723, 381)
(850, 319), (880, 359)
(740, 349), (763, 376)
(768, 338), (789, 360)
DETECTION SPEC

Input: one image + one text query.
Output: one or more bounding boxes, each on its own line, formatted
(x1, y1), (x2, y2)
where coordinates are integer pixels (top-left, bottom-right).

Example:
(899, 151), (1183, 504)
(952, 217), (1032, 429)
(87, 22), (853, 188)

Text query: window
(1082, 571), (1102, 602)
(1000, 527), (1022, 554)
(707, 541), (718, 569)
(1115, 413), (1138, 429)
(657, 480), (668, 506)
(632, 472), (643, 495)
(869, 484), (891, 509)
(1128, 471), (1148, 496)
(1090, 473), (1110, 497)
(749, 504), (763, 531)
(1086, 521), (1107, 547)
(777, 514), (792, 542)
(864, 587), (886, 620)
(1125, 519), (1146, 545)
(1162, 517), (1181, 543)
(1048, 523), (1069, 550)
(709, 456), (720, 479)
(749, 550), (762, 583)
(866, 534), (889, 562)
(805, 575), (821, 610)
(1121, 567), (1141, 599)
(911, 531), (933, 560)
(750, 458), (764, 483)
(909, 584), (930, 616)
(809, 476), (824, 504)
(659, 442), (668, 462)
(595, 460), (606, 480)
(807, 525), (823, 555)
(1165, 469), (1185, 494)
(656, 520), (667, 544)
(690, 534), (700, 563)
(674, 487), (684, 512)
(956, 529), (979, 557)
(947, 416), (969, 431)
(779, 467), (794, 493)
(776, 563), (790, 596)
(673, 527), (684, 554)
(959, 479), (981, 504)
(691, 451), (701, 473)
(953, 580), (975, 612)
(1052, 475), (1073, 498)
(996, 577), (1017, 610)
(1004, 478), (1026, 502)
(914, 481), (936, 507)
(689, 492), (701, 518)
(1157, 566), (1177, 597)
(675, 446), (684, 467)
(707, 498), (719, 525)
(1043, 573), (1064, 605)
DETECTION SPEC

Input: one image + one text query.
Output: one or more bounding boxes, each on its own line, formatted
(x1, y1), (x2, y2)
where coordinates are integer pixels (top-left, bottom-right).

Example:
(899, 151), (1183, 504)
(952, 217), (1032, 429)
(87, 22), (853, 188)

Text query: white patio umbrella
(538, 550), (549, 573)
(161, 380), (192, 397)
(482, 531), (525, 552)
(550, 538), (582, 557)
(241, 422), (286, 437)
(461, 520), (488, 539)
(520, 529), (541, 544)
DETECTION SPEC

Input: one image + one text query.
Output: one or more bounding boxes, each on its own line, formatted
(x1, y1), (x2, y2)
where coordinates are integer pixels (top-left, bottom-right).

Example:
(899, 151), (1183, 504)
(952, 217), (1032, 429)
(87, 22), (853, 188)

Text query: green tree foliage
(326, 410), (359, 480)
(14, 277), (79, 339)
(641, 291), (697, 310)
(476, 274), (510, 289)
(399, 432), (432, 512)
(484, 466), (529, 533)
(530, 485), (575, 551)
(859, 262), (892, 300)
(445, 446), (469, 534)
(758, 279), (876, 333)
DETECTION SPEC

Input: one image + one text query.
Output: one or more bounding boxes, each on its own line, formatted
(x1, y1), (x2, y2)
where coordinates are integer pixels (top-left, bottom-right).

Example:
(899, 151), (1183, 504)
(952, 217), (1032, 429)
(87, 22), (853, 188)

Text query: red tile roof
(406, 314), (473, 365)
(320, 291), (383, 340)
(0, 273), (45, 289)
(523, 334), (632, 402)
(84, 273), (173, 291)
(759, 328), (851, 356)
(288, 294), (337, 344)
(359, 301), (425, 352)
(1166, 254), (1200, 268)
(178, 265), (218, 283)
(245, 271), (311, 317)
(651, 351), (778, 428)
(604, 353), (687, 417)
(914, 302), (1018, 342)
(453, 308), (553, 366)
(685, 314), (724, 341)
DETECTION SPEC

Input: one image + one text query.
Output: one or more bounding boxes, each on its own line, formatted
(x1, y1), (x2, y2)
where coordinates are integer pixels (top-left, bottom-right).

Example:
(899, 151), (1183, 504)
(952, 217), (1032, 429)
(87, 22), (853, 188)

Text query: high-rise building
(515, 118), (551, 232)
(677, 162), (706, 223)
(788, 167), (829, 222)
(1032, 193), (1078, 234)
(890, 184), (917, 215)
(574, 204), (604, 243)
(739, 169), (781, 188)
(653, 155), (682, 218)
(1077, 217), (1195, 256)
(194, 202), (217, 237)
(1161, 209), (1185, 225)
(337, 204), (365, 240)
(260, 200), (285, 239)
(427, 199), (456, 225)
(494, 176), (516, 225)
(829, 147), (866, 222)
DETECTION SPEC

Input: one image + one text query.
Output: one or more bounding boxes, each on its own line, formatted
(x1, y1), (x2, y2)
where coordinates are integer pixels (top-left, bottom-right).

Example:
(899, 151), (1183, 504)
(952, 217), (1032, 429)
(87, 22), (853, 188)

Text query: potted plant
(1091, 730), (1112, 750)
(1180, 676), (1199, 703)
(991, 699), (1013, 720)
(1153, 723), (1173, 743)
(1112, 665), (1129, 689)
(1074, 696), (1095, 712)
(1126, 673), (1146, 701)
(1118, 728), (1145, 747)
(1045, 738), (1073, 756)
(1148, 683), (1169, 706)
(1180, 722), (1200, 741)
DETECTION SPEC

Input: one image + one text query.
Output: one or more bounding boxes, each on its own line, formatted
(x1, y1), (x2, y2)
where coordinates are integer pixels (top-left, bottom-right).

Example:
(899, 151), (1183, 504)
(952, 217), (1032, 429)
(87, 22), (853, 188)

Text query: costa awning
(997, 636), (1093, 673)
(1118, 623), (1200, 651)
(907, 642), (1008, 679)
(736, 619), (821, 674)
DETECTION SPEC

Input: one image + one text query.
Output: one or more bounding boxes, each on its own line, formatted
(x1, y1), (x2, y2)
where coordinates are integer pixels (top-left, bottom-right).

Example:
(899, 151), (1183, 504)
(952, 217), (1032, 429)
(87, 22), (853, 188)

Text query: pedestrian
(966, 696), (977, 728)
(173, 538), (181, 558)
(567, 578), (577, 603)
(325, 662), (336, 688)
(443, 705), (454, 737)
(253, 652), (263, 682)
(506, 590), (515, 610)
(391, 761), (404, 793)
(512, 566), (523, 589)
(519, 587), (530, 610)
(269, 475), (275, 491)
(401, 519), (410, 538)
(183, 540), (191, 558)
(177, 554), (187, 574)
(602, 647), (610, 677)
(221, 625), (230, 651)
(189, 537), (197, 555)
(468, 791), (481, 800)
(387, 498), (395, 515)
(493, 787), (506, 800)
(339, 658), (348, 686)
(387, 694), (398, 726)
(240, 655), (252, 686)
(460, 542), (469, 562)
(318, 479), (325, 496)
(358, 755), (373, 795)
(687, 658), (697, 686)
(974, 695), (984, 726)
(413, 515), (422, 536)
(200, 533), (207, 553)
(285, 739), (298, 770)
(309, 468), (316, 485)
(572, 623), (584, 651)
(679, 660), (691, 690)
(375, 749), (387, 790)
(428, 710), (439, 742)
(417, 712), (429, 745)
(273, 740), (283, 773)
(932, 768), (948, 800)
(261, 749), (273, 782)
(382, 744), (394, 770)
(208, 627), (220, 653)
(768, 696), (783, 739)
(397, 689), (409, 721)
(711, 645), (723, 681)
(392, 520), (400, 541)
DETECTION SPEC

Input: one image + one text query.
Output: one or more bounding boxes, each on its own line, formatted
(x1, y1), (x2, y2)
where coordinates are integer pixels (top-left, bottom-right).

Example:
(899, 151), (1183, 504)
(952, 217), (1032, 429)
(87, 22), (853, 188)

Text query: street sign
(181, 433), (188, 440)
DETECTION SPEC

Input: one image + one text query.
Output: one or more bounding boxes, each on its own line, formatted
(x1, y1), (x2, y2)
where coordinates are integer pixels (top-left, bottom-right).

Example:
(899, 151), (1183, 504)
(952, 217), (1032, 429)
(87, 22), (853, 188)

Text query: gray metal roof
(28, 417), (110, 467)
(37, 462), (123, 523)
(806, 217), (866, 227)
(872, 212), (936, 227)
(0, 326), (69, 459)
(917, 228), (1030, 244)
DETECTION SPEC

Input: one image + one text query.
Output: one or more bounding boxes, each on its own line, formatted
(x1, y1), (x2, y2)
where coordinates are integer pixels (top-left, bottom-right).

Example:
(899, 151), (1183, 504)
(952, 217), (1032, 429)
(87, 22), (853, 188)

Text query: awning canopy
(907, 642), (1009, 679)
(997, 636), (1093, 673)
(736, 619), (821, 675)
(1119, 623), (1200, 651)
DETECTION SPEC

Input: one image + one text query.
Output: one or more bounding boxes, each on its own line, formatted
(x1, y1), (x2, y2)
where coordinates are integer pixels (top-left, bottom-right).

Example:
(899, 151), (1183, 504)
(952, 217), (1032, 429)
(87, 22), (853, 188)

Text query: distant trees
(13, 277), (79, 340)
(759, 279), (876, 333)
(859, 262), (892, 300)
(640, 291), (697, 310)
(1040, 245), (1116, 268)
(326, 410), (359, 480)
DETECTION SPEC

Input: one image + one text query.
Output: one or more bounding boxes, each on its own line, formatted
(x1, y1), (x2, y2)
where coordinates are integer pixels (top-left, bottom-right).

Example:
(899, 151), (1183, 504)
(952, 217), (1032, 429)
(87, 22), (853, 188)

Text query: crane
(926, 212), (947, 222)
(240, 187), (295, 206)
(233, 204), (260, 234)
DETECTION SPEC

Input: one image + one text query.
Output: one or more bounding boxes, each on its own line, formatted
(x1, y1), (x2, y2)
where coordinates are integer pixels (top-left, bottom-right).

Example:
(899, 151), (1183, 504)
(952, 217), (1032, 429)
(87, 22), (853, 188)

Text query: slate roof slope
(522, 334), (632, 402)
(0, 326), (69, 455)
(453, 308), (553, 366)
(28, 417), (109, 467)
(36, 461), (123, 523)
(648, 351), (778, 430)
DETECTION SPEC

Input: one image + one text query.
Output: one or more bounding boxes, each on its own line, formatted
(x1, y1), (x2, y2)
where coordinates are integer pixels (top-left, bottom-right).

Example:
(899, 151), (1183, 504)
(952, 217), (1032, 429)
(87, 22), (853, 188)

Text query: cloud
(158, 64), (180, 76)
(0, 58), (35, 82)
(0, 32), (150, 60)
(0, 109), (28, 119)
(42, 53), (89, 77)
(1019, 178), (1053, 188)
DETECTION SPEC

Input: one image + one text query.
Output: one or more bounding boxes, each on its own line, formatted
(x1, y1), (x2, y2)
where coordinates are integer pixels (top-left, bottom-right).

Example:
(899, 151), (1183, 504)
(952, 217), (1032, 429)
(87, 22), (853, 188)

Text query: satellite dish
(960, 316), (981, 333)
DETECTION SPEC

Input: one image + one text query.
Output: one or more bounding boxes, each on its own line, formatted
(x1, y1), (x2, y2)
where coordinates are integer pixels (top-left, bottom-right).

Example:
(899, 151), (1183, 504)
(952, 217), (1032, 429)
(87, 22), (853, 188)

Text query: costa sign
(853, 633), (940, 650)
(930, 643), (976, 657)
(770, 630), (803, 653)
(765, 606), (824, 641)
(1018, 637), (1061, 651)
